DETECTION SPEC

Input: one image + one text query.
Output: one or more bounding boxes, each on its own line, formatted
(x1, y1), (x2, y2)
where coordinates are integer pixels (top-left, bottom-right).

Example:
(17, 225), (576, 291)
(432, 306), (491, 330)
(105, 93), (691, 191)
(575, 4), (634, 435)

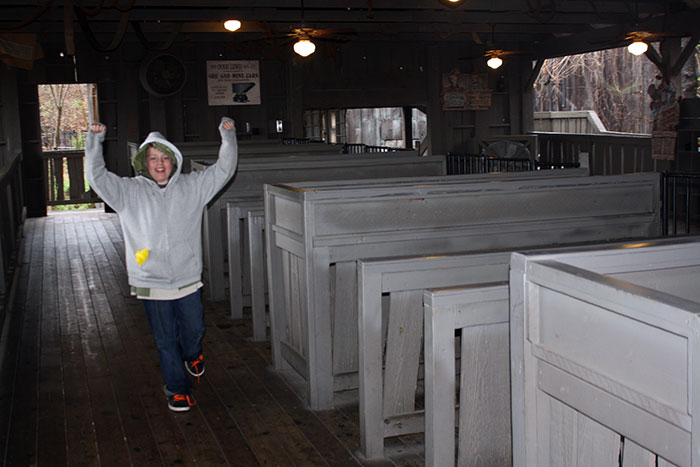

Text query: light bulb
(627, 41), (648, 55)
(294, 39), (316, 57)
(487, 56), (503, 69)
(224, 20), (241, 32)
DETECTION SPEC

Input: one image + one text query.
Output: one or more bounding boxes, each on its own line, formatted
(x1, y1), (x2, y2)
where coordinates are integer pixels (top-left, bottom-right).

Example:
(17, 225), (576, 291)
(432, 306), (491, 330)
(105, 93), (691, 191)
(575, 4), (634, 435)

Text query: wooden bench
(265, 172), (659, 410)
(510, 238), (700, 467)
(194, 152), (446, 302)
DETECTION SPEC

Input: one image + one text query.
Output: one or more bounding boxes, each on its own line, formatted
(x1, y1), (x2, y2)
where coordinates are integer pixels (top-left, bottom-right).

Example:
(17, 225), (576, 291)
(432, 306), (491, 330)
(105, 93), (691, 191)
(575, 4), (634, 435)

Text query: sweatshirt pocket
(169, 240), (202, 281)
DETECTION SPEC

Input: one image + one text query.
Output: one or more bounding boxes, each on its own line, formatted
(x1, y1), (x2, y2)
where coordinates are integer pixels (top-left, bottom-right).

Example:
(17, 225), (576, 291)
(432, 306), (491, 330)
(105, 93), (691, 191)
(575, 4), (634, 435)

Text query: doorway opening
(38, 83), (100, 211)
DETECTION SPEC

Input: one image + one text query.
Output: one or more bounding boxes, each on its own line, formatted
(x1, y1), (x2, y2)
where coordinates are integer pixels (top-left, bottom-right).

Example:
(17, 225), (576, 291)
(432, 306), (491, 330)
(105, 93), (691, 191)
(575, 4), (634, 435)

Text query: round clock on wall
(139, 53), (187, 97)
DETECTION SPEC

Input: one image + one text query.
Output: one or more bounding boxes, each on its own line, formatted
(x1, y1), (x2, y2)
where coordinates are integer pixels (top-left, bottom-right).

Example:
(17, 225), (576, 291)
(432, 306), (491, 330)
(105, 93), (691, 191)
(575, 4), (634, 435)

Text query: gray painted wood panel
(510, 239), (700, 467)
(268, 172), (659, 410)
(357, 237), (700, 461)
(246, 209), (267, 341)
(194, 153), (446, 301)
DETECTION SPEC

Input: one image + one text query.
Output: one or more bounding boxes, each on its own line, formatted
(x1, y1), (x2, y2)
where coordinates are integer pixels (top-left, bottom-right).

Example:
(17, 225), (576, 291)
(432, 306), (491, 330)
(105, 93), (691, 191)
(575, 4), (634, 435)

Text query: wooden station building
(1, 1), (700, 465)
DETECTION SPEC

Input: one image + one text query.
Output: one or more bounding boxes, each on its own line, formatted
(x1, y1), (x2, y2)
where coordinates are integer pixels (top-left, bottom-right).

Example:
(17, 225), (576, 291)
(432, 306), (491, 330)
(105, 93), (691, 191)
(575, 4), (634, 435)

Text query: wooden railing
(0, 154), (24, 298)
(42, 150), (100, 206)
(533, 131), (671, 175)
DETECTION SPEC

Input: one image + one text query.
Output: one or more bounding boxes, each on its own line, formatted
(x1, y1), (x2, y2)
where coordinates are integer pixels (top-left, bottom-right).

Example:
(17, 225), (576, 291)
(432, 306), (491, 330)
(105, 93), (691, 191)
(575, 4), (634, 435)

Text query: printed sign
(206, 60), (261, 106)
(441, 69), (492, 111)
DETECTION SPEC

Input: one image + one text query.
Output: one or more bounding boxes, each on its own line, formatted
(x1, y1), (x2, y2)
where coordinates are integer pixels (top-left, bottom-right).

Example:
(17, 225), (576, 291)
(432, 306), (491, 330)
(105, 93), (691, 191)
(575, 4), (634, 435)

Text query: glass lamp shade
(486, 56), (503, 69)
(294, 39), (316, 57)
(627, 41), (648, 55)
(224, 20), (241, 32)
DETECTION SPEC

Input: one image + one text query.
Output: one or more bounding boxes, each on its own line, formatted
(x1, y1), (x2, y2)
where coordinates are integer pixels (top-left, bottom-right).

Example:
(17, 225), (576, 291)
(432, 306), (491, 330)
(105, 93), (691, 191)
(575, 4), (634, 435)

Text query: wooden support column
(403, 106), (413, 149)
(287, 60), (305, 139)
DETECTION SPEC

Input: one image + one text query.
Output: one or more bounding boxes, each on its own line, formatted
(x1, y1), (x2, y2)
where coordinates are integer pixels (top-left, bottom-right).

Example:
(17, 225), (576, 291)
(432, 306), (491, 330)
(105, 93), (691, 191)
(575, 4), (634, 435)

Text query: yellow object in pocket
(135, 249), (149, 266)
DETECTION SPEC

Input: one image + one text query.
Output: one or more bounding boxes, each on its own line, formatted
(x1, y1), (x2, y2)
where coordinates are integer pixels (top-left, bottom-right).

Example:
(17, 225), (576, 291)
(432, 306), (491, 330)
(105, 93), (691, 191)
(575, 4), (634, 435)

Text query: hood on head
(132, 132), (183, 183)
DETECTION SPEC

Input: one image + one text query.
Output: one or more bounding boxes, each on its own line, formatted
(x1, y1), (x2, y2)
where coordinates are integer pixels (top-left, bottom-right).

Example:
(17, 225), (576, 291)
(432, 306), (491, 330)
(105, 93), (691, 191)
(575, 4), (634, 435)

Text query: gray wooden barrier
(177, 140), (345, 172)
(358, 238), (671, 461)
(194, 152), (445, 302)
(244, 167), (588, 339)
(510, 238), (700, 467)
(424, 283), (510, 467)
(266, 171), (659, 410)
(246, 209), (267, 341)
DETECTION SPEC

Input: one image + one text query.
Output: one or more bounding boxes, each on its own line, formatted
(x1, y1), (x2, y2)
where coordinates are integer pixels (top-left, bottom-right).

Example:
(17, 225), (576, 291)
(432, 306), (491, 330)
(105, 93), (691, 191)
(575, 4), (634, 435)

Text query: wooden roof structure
(2, 0), (700, 61)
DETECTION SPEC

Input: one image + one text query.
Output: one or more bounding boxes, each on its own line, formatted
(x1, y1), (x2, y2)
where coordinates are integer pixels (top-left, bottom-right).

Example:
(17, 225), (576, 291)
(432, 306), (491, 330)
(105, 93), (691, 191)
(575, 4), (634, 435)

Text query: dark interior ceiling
(2, 0), (700, 60)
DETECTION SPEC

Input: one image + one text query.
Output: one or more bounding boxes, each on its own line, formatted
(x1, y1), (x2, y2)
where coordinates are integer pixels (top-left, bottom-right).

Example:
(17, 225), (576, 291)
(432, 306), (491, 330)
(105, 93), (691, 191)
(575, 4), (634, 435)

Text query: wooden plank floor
(0, 211), (425, 466)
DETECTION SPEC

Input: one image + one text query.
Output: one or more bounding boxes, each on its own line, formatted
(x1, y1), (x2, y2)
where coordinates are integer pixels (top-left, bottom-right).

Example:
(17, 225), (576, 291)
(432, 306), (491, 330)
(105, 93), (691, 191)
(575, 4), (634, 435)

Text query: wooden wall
(3, 36), (531, 216)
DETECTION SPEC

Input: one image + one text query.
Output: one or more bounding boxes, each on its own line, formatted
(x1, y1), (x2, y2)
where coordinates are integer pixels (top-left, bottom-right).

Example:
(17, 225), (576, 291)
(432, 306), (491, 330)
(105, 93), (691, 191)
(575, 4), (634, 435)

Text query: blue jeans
(142, 289), (205, 395)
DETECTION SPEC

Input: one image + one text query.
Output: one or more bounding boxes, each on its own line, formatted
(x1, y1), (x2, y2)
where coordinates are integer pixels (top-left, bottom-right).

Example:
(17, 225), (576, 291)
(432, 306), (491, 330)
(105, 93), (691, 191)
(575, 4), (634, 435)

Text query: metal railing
(343, 143), (401, 154)
(446, 153), (580, 175)
(662, 172), (700, 236)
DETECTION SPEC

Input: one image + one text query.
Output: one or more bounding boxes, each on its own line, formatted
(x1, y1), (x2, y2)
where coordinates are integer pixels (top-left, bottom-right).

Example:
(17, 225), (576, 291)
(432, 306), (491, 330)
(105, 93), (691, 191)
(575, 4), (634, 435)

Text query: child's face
(146, 146), (173, 184)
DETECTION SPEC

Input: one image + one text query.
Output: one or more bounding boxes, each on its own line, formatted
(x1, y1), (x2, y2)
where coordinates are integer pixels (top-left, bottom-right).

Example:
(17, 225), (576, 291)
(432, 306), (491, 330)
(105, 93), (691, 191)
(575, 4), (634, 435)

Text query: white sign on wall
(206, 60), (261, 106)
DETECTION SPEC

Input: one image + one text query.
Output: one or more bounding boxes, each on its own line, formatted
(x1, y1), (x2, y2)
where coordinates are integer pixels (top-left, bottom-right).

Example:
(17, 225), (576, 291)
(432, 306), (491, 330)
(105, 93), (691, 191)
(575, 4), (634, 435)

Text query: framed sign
(441, 69), (492, 111)
(206, 60), (261, 106)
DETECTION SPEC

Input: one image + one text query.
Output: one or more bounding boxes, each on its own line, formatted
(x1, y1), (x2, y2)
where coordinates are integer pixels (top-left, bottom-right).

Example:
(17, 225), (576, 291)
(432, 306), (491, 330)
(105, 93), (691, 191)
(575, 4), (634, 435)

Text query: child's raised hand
(90, 123), (106, 133)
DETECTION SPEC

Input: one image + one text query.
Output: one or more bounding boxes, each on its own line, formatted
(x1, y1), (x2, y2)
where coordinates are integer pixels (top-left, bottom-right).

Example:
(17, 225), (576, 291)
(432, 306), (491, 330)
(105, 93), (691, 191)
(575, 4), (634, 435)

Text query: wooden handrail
(0, 152), (22, 189)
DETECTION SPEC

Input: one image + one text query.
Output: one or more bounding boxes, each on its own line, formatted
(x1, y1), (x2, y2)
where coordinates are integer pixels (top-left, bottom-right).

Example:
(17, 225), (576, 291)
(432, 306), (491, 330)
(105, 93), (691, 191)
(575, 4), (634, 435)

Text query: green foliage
(51, 203), (96, 211)
(70, 131), (86, 149)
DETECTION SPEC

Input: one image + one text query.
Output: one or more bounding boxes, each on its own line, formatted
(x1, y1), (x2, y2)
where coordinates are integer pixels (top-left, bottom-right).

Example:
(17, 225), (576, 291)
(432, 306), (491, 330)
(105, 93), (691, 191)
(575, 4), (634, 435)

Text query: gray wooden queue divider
(194, 152), (446, 303)
(420, 237), (698, 466)
(226, 199), (264, 320)
(358, 237), (672, 462)
(177, 140), (346, 172)
(265, 171), (658, 410)
(241, 166), (587, 340)
(510, 239), (700, 467)
(246, 209), (267, 341)
(423, 282), (511, 467)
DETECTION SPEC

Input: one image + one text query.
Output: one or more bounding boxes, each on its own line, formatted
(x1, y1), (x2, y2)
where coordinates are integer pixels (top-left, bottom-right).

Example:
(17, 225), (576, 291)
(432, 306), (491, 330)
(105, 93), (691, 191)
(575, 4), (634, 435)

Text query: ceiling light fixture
(293, 37), (316, 57)
(223, 19), (241, 32)
(485, 50), (503, 69)
(626, 31), (651, 55)
(627, 39), (648, 55)
(486, 56), (503, 69)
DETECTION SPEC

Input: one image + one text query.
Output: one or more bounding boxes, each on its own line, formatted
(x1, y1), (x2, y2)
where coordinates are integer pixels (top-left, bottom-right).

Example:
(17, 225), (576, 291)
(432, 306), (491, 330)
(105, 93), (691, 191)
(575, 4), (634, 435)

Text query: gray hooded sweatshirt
(85, 117), (238, 290)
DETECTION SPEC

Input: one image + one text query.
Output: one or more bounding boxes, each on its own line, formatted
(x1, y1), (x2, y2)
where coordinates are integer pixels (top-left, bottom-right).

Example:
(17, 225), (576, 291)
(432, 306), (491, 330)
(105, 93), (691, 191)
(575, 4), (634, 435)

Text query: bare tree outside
(534, 44), (700, 134)
(38, 83), (93, 150)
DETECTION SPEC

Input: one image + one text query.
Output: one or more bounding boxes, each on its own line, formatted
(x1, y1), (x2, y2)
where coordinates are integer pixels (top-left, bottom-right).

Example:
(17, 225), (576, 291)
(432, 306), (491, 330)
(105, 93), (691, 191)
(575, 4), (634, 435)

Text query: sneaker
(168, 394), (196, 412)
(185, 354), (206, 378)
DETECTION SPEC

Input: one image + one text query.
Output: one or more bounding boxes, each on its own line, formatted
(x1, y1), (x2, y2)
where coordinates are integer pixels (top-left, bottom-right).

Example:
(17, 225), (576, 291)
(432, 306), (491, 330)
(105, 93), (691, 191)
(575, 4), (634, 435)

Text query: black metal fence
(446, 153), (580, 175)
(662, 172), (700, 236)
(343, 143), (400, 154)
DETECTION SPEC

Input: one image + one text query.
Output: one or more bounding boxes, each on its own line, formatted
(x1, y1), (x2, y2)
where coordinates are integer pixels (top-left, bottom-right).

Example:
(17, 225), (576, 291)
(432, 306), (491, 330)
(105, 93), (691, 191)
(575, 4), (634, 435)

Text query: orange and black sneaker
(168, 394), (196, 412)
(185, 354), (205, 378)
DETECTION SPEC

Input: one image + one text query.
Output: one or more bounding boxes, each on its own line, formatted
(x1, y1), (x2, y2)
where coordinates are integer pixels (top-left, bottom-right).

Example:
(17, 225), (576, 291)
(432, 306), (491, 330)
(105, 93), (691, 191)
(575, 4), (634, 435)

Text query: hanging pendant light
(487, 55), (503, 69)
(223, 19), (241, 32)
(485, 50), (503, 69)
(294, 37), (316, 57)
(627, 40), (648, 55)
(626, 31), (651, 56)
